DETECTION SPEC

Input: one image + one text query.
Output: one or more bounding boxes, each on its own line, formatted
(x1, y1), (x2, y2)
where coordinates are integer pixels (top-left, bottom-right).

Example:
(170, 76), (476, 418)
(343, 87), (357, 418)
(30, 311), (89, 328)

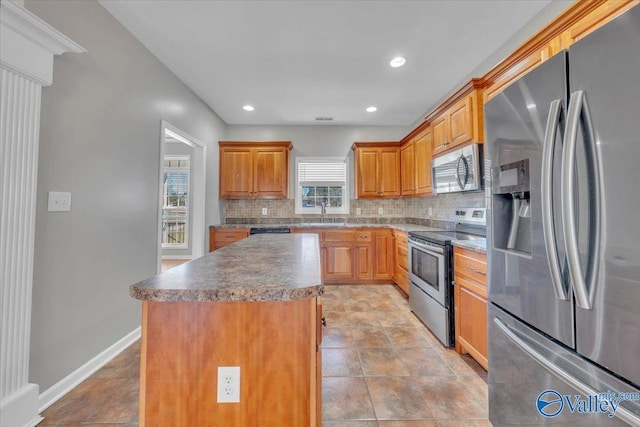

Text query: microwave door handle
(455, 154), (469, 190)
(562, 91), (601, 310)
(541, 99), (568, 300)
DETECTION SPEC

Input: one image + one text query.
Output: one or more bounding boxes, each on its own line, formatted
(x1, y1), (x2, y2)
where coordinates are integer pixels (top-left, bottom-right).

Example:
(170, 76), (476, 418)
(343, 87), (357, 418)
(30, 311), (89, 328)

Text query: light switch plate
(356, 208), (362, 215)
(48, 191), (71, 212)
(261, 207), (268, 216)
(378, 207), (384, 215)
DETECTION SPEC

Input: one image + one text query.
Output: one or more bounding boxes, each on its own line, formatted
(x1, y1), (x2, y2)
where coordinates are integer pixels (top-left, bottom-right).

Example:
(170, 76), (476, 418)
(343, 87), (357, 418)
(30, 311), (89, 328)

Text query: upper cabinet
(401, 124), (432, 196)
(219, 141), (292, 199)
(352, 142), (401, 198)
(426, 80), (484, 157)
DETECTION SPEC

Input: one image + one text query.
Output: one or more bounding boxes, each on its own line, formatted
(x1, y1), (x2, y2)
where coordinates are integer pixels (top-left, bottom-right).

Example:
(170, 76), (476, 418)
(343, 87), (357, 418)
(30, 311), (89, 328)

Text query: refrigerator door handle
(541, 99), (568, 300)
(562, 90), (602, 310)
(493, 317), (640, 426)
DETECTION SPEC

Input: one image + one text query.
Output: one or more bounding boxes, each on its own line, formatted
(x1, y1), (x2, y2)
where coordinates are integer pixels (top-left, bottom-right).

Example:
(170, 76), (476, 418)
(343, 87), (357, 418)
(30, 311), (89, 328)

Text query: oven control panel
(454, 208), (486, 225)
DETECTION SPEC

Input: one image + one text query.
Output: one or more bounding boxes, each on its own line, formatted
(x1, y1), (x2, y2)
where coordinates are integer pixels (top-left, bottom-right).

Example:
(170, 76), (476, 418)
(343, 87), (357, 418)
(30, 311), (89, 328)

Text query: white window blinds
(297, 159), (347, 186)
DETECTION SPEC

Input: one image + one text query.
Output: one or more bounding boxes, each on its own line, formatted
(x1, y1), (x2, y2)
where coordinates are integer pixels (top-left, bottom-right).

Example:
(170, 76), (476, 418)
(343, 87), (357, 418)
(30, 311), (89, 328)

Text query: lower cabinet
(392, 230), (409, 294)
(323, 229), (355, 282)
(209, 227), (250, 251)
(453, 246), (488, 370)
(354, 230), (373, 280)
(292, 227), (394, 284)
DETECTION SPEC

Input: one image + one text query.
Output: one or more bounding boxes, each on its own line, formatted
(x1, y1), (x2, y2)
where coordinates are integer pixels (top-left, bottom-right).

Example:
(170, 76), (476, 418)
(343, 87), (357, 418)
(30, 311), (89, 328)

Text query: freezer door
(489, 304), (640, 426)
(567, 5), (640, 386)
(485, 51), (574, 347)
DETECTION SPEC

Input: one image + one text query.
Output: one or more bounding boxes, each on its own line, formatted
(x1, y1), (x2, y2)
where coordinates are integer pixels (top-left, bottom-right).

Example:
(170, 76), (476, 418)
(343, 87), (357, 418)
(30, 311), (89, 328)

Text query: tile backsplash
(223, 192), (485, 224)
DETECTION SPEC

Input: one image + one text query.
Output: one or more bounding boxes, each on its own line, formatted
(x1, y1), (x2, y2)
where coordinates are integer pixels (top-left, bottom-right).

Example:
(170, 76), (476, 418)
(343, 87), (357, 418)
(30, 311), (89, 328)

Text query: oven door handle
(409, 240), (444, 255)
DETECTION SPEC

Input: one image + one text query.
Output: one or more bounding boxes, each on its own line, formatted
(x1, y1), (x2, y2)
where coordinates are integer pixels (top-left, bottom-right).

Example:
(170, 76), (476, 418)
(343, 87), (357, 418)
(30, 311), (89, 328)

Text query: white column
(0, 2), (84, 426)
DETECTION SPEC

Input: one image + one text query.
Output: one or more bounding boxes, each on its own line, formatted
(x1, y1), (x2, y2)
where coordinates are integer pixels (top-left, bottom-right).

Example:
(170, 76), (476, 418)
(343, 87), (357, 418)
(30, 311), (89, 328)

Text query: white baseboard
(38, 326), (141, 413)
(1, 383), (43, 427)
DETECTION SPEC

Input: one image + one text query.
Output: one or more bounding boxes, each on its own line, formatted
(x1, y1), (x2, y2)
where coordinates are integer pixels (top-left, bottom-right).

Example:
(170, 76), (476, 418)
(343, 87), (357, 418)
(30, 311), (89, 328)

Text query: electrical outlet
(356, 207), (362, 215)
(261, 207), (268, 216)
(217, 366), (240, 403)
(428, 207), (433, 217)
(378, 207), (384, 215)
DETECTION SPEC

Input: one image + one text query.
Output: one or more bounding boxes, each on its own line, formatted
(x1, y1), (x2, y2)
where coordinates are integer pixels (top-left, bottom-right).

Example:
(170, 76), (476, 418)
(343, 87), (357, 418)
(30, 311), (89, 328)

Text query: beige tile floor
(37, 284), (490, 426)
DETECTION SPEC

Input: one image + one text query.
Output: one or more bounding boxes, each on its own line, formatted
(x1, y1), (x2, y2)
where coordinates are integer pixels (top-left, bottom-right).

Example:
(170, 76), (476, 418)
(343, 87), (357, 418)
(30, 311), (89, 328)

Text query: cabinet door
(356, 148), (380, 197)
(400, 142), (415, 195)
(457, 276), (488, 369)
(254, 147), (288, 199)
(354, 243), (373, 280)
(219, 147), (254, 198)
(373, 230), (393, 280)
(414, 128), (433, 195)
(324, 243), (354, 282)
(449, 96), (473, 147)
(379, 148), (401, 197)
(432, 115), (449, 156)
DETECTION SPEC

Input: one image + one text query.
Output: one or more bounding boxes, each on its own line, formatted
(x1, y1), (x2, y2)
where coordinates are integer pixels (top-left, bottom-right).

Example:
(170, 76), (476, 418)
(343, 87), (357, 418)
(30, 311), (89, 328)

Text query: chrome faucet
(321, 201), (327, 222)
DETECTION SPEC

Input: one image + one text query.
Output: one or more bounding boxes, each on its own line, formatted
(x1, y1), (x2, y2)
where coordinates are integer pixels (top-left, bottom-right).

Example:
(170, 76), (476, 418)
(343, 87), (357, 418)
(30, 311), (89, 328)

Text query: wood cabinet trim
(219, 141), (293, 150)
(481, 0), (637, 90)
(424, 79), (483, 123)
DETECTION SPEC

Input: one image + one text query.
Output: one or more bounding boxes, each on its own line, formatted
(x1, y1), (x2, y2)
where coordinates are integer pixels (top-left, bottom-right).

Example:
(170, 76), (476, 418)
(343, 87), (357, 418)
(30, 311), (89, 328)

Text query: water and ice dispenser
(492, 159), (531, 254)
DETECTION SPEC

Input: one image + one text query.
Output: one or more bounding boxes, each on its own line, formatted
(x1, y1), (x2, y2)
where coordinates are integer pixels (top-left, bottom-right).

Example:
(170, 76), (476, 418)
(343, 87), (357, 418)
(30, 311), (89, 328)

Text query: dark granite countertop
(130, 234), (323, 302)
(209, 222), (447, 233)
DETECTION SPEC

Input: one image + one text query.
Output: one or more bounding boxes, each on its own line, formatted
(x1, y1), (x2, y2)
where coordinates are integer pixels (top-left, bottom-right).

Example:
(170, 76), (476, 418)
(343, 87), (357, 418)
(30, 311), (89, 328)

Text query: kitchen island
(130, 233), (323, 427)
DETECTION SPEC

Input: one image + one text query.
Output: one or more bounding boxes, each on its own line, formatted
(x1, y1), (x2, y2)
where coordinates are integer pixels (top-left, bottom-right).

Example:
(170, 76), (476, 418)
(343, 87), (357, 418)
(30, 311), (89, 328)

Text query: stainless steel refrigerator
(485, 6), (640, 426)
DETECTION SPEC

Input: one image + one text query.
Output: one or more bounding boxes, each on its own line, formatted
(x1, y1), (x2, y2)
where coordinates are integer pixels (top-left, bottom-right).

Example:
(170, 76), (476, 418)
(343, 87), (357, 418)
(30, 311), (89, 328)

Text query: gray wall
(26, 0), (226, 391)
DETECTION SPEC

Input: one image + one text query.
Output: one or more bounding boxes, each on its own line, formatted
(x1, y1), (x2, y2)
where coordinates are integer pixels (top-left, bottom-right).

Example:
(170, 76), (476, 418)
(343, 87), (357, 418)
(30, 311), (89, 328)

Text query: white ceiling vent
(315, 116), (334, 121)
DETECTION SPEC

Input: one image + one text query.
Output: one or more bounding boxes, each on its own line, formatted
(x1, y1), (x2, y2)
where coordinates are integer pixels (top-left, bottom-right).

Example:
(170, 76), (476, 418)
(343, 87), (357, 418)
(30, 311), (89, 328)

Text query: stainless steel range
(408, 208), (486, 347)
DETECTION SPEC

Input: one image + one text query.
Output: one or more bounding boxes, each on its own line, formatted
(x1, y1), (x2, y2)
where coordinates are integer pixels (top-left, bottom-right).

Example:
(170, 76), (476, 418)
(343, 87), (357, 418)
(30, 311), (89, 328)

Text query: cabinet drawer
(455, 273), (487, 299)
(394, 266), (409, 294)
(355, 230), (372, 242)
(214, 229), (250, 242)
(396, 245), (408, 271)
(454, 247), (486, 285)
(324, 229), (355, 243)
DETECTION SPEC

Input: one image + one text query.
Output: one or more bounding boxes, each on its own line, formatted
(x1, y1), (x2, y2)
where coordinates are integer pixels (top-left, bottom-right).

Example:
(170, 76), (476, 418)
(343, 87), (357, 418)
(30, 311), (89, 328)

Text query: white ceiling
(99, 0), (553, 126)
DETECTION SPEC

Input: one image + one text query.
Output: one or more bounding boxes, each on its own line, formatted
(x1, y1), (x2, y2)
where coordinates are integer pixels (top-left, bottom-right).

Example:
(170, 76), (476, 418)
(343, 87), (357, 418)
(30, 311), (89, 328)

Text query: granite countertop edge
(129, 284), (323, 303)
(210, 223), (447, 233)
(452, 238), (487, 253)
(130, 234), (323, 303)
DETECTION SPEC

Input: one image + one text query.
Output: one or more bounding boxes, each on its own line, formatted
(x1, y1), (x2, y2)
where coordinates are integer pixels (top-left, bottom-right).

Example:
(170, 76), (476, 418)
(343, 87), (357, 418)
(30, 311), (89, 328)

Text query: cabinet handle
(470, 267), (486, 275)
(321, 316), (327, 327)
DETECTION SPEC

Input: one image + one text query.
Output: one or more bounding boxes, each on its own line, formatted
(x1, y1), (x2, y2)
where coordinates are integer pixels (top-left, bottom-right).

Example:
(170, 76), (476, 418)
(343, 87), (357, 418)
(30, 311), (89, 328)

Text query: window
(162, 155), (190, 248)
(296, 157), (349, 214)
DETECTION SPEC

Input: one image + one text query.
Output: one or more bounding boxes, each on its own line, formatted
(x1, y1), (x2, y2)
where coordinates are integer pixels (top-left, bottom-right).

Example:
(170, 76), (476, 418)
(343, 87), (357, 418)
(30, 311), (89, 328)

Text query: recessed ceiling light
(366, 106), (378, 113)
(390, 57), (406, 68)
(243, 105), (254, 111)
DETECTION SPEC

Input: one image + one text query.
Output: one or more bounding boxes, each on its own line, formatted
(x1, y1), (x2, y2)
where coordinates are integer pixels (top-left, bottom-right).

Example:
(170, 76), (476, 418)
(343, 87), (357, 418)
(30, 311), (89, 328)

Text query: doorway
(157, 121), (206, 273)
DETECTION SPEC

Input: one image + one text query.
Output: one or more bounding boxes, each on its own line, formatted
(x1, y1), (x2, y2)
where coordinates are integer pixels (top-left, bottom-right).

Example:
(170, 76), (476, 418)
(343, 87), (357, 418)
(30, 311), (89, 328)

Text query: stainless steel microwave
(432, 144), (484, 194)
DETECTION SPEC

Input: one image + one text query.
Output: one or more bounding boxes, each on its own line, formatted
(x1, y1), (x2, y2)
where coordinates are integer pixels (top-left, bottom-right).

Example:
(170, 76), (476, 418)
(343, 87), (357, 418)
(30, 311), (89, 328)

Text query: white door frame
(157, 120), (207, 273)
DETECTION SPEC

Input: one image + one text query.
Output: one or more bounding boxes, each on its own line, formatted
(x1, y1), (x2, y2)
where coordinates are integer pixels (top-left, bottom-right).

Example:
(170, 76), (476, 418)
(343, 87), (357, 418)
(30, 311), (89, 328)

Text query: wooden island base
(139, 298), (321, 426)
